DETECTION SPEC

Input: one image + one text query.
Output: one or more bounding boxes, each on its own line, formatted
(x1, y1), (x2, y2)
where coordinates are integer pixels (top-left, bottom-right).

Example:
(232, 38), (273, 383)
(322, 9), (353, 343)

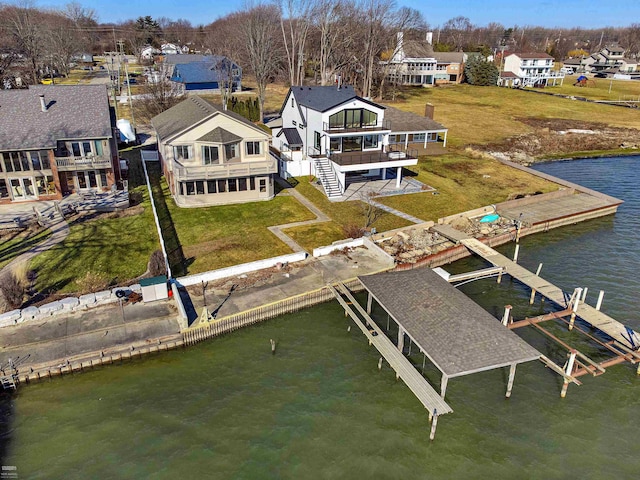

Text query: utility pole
(124, 61), (136, 130)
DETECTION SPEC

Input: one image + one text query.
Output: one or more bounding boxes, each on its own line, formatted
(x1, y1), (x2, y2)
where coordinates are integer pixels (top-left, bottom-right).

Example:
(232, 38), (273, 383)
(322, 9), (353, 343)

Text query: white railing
(173, 158), (277, 181)
(55, 155), (112, 171)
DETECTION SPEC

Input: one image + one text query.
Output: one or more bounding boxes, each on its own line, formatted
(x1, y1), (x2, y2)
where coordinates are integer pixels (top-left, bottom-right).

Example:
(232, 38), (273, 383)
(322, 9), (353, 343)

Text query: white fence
(175, 252), (308, 287)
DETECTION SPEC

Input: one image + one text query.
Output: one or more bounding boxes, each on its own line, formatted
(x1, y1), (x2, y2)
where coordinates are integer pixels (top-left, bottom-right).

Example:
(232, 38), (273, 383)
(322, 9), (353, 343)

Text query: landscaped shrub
(342, 224), (365, 239)
(0, 273), (25, 309)
(148, 249), (167, 277)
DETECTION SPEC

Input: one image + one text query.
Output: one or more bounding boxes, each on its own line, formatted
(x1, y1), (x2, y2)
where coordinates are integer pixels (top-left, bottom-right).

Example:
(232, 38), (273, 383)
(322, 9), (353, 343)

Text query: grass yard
(385, 84), (640, 147)
(147, 166), (317, 275)
(0, 228), (52, 270)
(376, 154), (559, 222)
(29, 148), (159, 294)
(282, 179), (413, 251)
(553, 75), (640, 101)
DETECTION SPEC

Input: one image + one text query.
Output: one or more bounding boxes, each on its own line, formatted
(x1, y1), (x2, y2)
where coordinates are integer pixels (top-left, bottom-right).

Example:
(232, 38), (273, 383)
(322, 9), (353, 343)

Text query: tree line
(2, 1), (640, 117)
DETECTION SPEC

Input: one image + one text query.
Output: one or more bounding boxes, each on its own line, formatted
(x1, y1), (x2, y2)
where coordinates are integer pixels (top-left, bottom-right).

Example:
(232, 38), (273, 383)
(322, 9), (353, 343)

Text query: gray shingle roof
(0, 85), (112, 151)
(359, 268), (540, 377)
(402, 40), (435, 59)
(197, 127), (241, 144)
(383, 105), (446, 133)
(151, 96), (262, 141)
(290, 85), (358, 112)
(432, 52), (465, 64)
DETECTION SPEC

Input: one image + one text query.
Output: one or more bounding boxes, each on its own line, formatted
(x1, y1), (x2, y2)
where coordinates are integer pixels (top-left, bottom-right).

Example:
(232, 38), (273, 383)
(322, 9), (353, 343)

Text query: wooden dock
(460, 238), (640, 350)
(329, 284), (452, 440)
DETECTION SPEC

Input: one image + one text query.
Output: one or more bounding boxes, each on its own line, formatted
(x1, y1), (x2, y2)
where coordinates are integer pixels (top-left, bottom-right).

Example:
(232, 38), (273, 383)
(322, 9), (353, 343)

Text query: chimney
(424, 103), (434, 119)
(426, 32), (433, 45)
(39, 94), (47, 112)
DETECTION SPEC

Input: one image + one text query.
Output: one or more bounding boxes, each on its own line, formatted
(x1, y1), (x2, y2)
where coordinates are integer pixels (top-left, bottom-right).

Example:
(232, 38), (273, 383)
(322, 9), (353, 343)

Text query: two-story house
(0, 85), (120, 205)
(583, 44), (638, 74)
(500, 53), (565, 87)
(271, 85), (447, 199)
(151, 96), (275, 207)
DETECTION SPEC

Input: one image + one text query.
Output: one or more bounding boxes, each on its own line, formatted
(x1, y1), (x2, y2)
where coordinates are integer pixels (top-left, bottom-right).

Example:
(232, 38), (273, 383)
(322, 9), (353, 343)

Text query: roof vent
(39, 94), (47, 112)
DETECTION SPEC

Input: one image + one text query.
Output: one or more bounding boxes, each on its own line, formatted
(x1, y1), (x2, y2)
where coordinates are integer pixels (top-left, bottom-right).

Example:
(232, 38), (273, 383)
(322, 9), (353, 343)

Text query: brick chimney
(424, 103), (434, 119)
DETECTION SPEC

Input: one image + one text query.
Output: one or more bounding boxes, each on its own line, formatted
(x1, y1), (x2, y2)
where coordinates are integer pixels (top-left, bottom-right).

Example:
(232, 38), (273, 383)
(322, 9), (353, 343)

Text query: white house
(161, 43), (181, 55)
(270, 85), (447, 199)
(583, 44), (638, 74)
(500, 52), (564, 87)
(141, 46), (160, 60)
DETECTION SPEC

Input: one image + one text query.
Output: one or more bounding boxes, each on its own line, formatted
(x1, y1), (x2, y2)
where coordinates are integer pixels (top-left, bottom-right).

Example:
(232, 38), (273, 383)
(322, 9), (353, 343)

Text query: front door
(75, 171), (99, 190)
(9, 177), (37, 200)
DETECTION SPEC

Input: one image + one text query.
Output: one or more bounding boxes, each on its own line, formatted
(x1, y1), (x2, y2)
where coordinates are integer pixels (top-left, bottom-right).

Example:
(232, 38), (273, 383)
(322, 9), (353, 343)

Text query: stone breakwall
(0, 283), (143, 328)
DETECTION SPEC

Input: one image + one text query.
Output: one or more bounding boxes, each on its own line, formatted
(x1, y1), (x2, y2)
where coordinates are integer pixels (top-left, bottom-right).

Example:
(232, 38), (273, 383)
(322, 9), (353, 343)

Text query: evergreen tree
(464, 55), (499, 86)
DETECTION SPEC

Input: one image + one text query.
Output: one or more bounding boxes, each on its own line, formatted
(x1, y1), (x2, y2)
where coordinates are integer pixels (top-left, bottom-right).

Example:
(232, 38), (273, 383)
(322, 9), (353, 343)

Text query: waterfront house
(0, 85), (121, 205)
(382, 32), (465, 86)
(583, 44), (638, 75)
(270, 85), (447, 199)
(499, 52), (564, 87)
(151, 96), (275, 207)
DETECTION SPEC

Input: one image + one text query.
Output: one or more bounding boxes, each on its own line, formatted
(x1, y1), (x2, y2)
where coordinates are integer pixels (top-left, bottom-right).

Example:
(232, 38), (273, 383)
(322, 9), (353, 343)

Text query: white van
(560, 66), (574, 75)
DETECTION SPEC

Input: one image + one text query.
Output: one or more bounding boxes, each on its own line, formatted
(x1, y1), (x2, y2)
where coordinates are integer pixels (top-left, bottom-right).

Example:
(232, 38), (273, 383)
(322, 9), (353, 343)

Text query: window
(36, 175), (55, 195)
(238, 178), (247, 191)
(94, 140), (103, 156)
(217, 179), (227, 193)
(249, 177), (255, 190)
(174, 145), (190, 160)
(363, 135), (379, 149)
(362, 110), (377, 127)
(330, 137), (341, 152)
(225, 143), (239, 160)
(228, 178), (237, 192)
(71, 142), (82, 157)
(245, 141), (261, 156)
(314, 131), (321, 151)
(259, 179), (267, 193)
(328, 109), (377, 129)
(291, 98), (294, 108)
(413, 133), (426, 142)
(2, 152), (28, 172)
(202, 145), (219, 165)
(0, 179), (8, 198)
(83, 142), (93, 156)
(345, 109), (361, 128)
(207, 180), (217, 194)
(329, 110), (344, 129)
(342, 136), (362, 152)
(196, 181), (205, 195)
(88, 171), (98, 188)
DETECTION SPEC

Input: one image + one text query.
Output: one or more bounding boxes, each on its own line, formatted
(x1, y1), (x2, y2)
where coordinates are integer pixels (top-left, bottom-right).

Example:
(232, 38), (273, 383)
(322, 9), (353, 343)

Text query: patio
(327, 174), (434, 202)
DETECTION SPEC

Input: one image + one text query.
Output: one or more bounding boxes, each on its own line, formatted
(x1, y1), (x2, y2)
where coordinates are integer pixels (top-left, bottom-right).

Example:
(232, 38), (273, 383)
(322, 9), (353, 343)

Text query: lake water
(2, 157), (639, 479)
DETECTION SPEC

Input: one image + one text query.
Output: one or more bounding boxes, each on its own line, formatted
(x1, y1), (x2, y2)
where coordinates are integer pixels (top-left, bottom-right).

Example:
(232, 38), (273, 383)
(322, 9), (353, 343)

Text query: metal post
(513, 244), (520, 262)
(596, 290), (605, 311)
(502, 305), (512, 326)
(506, 364), (517, 398)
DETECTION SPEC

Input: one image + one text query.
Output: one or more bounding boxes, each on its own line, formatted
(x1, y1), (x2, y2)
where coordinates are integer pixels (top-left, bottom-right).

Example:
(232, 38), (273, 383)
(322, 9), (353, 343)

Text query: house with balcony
(151, 96), (275, 207)
(499, 53), (565, 88)
(0, 85), (120, 205)
(583, 44), (638, 75)
(270, 85), (447, 199)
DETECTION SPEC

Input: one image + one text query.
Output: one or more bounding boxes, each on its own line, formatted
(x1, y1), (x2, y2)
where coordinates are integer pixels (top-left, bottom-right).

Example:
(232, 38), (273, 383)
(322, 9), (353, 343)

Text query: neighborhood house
(151, 96), (275, 207)
(270, 85), (447, 199)
(0, 85), (121, 204)
(499, 52), (565, 88)
(162, 54), (242, 93)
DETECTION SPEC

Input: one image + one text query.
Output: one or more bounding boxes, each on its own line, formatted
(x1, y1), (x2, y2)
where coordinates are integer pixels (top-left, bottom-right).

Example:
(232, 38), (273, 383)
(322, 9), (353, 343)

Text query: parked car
(122, 78), (137, 86)
(40, 78), (53, 85)
(560, 66), (574, 75)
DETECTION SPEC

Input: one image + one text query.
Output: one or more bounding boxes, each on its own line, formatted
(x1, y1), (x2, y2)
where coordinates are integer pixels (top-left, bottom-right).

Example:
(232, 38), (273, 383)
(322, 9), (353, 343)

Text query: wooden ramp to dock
(329, 284), (452, 439)
(460, 238), (640, 350)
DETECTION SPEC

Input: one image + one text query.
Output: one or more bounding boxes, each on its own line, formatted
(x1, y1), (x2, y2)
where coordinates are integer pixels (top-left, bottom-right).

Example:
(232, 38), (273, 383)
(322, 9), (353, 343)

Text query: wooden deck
(461, 238), (640, 350)
(329, 284), (453, 418)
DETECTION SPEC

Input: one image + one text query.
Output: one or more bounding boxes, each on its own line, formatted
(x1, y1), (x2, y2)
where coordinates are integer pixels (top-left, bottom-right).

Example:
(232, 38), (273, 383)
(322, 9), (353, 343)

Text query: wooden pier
(460, 238), (640, 349)
(329, 284), (452, 441)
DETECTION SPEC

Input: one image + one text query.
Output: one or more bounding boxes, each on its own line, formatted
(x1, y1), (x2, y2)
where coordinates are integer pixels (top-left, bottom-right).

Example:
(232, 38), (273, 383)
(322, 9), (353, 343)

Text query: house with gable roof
(270, 85), (447, 199)
(161, 54), (242, 94)
(151, 96), (275, 207)
(499, 52), (565, 87)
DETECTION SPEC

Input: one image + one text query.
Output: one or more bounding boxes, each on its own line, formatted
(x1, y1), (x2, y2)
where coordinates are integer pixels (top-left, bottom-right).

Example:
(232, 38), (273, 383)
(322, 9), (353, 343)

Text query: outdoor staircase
(314, 158), (342, 199)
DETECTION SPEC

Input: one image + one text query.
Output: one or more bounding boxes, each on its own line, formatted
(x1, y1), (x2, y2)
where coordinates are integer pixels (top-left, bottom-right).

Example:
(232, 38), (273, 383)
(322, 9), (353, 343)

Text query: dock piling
(569, 288), (583, 331)
(378, 357), (383, 370)
(502, 305), (512, 327)
(561, 350), (577, 398)
(506, 364), (517, 398)
(429, 410), (439, 441)
(513, 244), (520, 262)
(596, 290), (605, 311)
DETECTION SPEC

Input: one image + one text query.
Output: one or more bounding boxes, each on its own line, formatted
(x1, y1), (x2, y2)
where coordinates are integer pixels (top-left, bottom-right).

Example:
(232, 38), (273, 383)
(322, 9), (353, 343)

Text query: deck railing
(55, 155), (112, 171)
(173, 158), (277, 181)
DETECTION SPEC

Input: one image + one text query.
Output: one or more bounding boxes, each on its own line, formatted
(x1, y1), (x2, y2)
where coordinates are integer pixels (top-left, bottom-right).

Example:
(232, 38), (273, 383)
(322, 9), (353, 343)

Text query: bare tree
(213, 57), (238, 110)
(277, 0), (313, 86)
(310, 0), (354, 85)
(134, 79), (187, 122)
(442, 16), (473, 51)
(5, 1), (46, 84)
(241, 2), (282, 122)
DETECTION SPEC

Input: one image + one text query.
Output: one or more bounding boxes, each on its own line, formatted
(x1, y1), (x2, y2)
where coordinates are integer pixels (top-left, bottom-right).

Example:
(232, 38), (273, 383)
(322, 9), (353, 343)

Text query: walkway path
(268, 179), (331, 252)
(369, 198), (424, 224)
(0, 216), (69, 278)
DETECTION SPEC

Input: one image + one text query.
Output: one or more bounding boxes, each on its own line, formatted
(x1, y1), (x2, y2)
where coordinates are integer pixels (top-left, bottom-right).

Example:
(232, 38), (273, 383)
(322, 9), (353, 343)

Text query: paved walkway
(268, 178), (331, 252)
(369, 199), (424, 224)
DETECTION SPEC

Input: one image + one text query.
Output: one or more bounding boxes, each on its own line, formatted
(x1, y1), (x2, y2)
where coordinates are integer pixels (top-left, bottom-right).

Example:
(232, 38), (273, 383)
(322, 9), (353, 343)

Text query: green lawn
(30, 149), (159, 294)
(376, 154), (559, 222)
(0, 228), (52, 270)
(384, 84), (640, 148)
(148, 167), (317, 275)
(553, 75), (640, 101)
(282, 179), (413, 251)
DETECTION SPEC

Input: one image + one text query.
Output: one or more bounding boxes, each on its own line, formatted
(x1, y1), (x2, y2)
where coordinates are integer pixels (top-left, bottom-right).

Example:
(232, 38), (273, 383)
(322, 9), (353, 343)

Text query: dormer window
(174, 145), (191, 160)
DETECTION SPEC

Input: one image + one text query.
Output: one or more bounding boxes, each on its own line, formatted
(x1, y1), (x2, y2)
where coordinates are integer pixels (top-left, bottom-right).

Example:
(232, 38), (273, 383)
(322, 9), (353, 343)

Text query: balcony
(328, 149), (418, 167)
(55, 155), (112, 171)
(323, 119), (391, 134)
(173, 158), (277, 181)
